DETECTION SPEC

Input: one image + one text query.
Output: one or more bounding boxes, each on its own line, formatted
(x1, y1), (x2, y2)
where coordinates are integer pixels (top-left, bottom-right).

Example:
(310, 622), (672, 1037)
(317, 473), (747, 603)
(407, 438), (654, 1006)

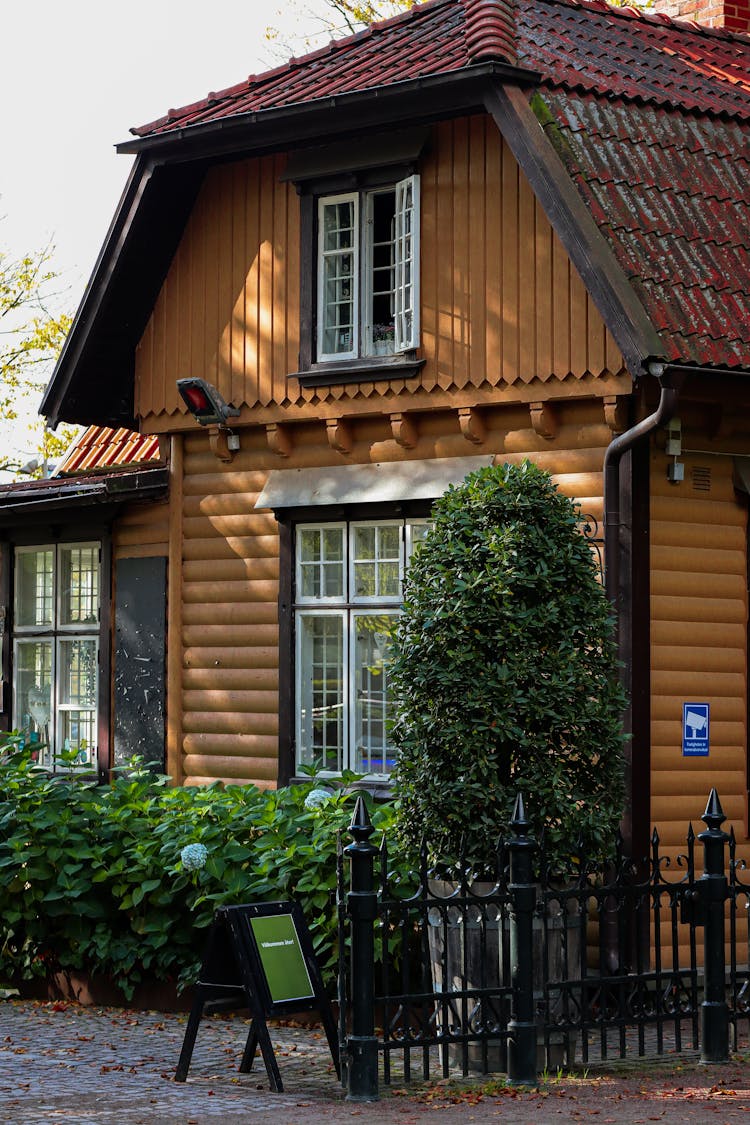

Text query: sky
(2, 1), (339, 304)
(0, 1), (341, 468)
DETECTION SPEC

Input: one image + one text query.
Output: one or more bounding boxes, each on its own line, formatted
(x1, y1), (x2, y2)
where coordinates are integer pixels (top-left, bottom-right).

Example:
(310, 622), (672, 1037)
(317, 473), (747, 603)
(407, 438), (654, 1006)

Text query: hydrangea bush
(0, 749), (398, 998)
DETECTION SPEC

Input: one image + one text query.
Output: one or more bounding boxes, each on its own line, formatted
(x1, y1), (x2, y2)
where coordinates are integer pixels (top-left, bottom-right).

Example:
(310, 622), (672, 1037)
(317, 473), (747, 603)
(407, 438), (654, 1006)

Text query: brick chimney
(464, 0), (516, 66)
(651, 0), (750, 34)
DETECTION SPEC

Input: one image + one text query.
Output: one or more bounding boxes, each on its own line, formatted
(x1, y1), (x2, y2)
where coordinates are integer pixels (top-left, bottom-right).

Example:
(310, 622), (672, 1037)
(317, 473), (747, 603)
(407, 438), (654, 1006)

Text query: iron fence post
(344, 795), (380, 1101)
(698, 789), (729, 1064)
(507, 793), (538, 1085)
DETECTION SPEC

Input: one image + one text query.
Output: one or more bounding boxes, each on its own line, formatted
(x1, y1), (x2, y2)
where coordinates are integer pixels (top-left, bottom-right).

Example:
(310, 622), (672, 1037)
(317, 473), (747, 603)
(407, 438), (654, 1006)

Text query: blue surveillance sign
(682, 703), (710, 757)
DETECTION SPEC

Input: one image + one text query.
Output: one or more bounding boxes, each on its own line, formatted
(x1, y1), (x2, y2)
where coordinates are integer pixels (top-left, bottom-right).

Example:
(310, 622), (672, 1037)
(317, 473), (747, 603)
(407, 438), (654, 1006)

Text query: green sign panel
(249, 913), (315, 1004)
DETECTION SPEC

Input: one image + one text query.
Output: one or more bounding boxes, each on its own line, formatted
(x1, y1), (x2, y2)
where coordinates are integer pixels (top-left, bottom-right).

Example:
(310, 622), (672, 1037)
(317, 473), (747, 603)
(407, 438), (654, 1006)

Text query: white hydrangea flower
(304, 788), (333, 810)
(180, 843), (208, 871)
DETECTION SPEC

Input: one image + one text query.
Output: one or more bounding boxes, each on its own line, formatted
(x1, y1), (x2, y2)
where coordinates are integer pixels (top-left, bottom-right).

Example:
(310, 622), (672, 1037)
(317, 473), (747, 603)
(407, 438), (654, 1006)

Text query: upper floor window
(317, 175), (419, 364)
(12, 543), (100, 771)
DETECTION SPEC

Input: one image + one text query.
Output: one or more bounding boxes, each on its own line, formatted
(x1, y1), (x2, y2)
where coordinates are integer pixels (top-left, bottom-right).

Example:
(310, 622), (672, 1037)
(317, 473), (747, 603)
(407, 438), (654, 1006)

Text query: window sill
(291, 774), (393, 800)
(292, 355), (425, 389)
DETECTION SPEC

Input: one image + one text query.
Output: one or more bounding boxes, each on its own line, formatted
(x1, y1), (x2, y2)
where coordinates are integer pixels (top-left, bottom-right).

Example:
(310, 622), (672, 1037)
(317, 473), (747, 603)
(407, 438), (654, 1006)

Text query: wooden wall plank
(484, 124), (502, 386)
(500, 135), (519, 383)
(135, 116), (624, 424)
(436, 121), (454, 391)
(650, 447), (748, 860)
(517, 168), (536, 379)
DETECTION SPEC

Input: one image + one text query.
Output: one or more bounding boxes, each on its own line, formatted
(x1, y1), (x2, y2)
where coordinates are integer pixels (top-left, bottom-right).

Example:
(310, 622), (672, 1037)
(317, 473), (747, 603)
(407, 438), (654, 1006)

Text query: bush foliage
(0, 750), (396, 998)
(390, 460), (626, 869)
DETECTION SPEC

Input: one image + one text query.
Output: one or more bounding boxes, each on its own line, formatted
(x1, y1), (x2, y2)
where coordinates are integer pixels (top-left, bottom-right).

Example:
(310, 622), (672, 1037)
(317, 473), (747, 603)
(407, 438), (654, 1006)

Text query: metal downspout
(603, 366), (679, 969)
(604, 369), (679, 619)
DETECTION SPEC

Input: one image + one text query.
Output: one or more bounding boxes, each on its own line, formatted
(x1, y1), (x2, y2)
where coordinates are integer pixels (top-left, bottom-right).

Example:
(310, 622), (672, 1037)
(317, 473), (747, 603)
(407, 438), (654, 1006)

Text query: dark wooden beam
(484, 83), (664, 378)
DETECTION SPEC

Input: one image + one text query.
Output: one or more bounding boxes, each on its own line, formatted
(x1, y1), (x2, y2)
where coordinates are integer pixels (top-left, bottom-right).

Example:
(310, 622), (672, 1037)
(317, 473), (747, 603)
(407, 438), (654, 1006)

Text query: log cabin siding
(113, 499), (169, 559)
(650, 449), (749, 852)
(134, 115), (624, 429)
(173, 402), (611, 786)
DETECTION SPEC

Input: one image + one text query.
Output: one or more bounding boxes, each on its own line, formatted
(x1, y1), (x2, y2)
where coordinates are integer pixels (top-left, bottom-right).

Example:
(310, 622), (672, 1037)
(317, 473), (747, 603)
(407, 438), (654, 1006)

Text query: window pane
(58, 710), (96, 768)
(353, 524), (402, 600)
(15, 640), (53, 764)
(407, 520), (430, 560)
(320, 197), (357, 358)
(15, 549), (53, 627)
(394, 175), (420, 351)
(298, 615), (344, 773)
(353, 612), (398, 775)
(59, 545), (99, 626)
(366, 190), (396, 356)
(59, 639), (97, 708)
(298, 526), (345, 600)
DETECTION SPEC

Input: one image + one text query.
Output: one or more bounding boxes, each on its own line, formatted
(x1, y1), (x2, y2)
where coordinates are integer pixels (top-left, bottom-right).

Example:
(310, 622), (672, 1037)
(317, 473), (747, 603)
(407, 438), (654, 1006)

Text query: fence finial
(702, 788), (726, 830)
(350, 794), (373, 836)
(510, 792), (528, 834)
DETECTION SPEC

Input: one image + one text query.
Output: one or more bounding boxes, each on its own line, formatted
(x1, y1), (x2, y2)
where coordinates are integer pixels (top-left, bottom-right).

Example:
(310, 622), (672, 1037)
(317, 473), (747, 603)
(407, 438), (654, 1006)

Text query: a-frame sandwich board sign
(175, 901), (340, 1093)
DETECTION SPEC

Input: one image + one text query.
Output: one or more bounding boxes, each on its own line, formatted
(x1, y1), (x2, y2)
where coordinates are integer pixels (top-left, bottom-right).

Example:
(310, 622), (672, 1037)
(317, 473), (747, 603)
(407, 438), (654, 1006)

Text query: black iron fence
(337, 789), (750, 1101)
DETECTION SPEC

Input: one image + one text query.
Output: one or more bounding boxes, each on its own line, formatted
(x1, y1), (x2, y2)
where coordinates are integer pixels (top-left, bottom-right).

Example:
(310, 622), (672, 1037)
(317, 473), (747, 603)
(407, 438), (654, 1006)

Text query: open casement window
(315, 174), (420, 364)
(12, 543), (100, 772)
(294, 519), (428, 778)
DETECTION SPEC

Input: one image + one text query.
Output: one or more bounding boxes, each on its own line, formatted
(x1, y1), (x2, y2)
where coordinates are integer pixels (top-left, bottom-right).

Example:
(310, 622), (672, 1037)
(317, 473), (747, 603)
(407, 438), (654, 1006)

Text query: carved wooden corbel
(390, 412), (418, 449)
(326, 418), (353, 455)
(603, 395), (626, 435)
(208, 426), (235, 463)
(266, 423), (292, 458)
(529, 401), (559, 441)
(458, 407), (486, 445)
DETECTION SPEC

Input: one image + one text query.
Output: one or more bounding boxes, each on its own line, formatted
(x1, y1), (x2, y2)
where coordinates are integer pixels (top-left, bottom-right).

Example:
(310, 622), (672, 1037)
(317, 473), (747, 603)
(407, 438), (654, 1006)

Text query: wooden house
(5, 0), (750, 865)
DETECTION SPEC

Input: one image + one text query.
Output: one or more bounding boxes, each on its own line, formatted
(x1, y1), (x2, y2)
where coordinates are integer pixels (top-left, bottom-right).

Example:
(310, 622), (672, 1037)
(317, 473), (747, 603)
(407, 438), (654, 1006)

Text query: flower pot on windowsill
(372, 340), (394, 356)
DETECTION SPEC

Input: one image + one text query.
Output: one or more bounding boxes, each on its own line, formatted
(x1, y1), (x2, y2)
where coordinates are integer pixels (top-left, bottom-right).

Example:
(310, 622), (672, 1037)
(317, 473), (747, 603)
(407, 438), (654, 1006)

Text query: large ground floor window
(294, 519), (427, 777)
(12, 542), (100, 771)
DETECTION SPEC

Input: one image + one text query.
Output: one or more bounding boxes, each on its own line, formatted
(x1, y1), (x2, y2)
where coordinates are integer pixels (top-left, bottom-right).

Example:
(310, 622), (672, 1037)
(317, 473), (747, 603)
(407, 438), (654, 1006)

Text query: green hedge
(0, 749), (396, 998)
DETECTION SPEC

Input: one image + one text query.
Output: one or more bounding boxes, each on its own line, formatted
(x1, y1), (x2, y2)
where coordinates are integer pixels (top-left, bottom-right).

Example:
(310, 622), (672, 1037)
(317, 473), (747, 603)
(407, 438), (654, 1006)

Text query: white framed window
(316, 174), (420, 363)
(295, 518), (427, 777)
(12, 543), (100, 772)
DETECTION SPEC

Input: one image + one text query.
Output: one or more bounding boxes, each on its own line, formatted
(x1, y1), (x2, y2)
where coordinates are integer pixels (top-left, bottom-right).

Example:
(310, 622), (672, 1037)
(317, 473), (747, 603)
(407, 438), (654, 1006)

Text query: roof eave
(117, 61), (541, 158)
(484, 81), (665, 378)
(42, 63), (540, 431)
(0, 466), (169, 525)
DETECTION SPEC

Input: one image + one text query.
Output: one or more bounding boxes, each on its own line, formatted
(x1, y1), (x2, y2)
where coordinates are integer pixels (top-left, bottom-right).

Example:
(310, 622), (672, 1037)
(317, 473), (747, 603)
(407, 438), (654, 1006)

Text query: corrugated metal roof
(131, 0), (750, 138)
(55, 426), (162, 476)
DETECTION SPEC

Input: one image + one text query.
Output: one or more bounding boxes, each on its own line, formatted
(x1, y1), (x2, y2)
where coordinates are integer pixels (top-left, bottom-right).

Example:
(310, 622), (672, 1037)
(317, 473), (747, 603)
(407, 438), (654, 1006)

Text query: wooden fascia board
(116, 63), (540, 163)
(484, 83), (664, 378)
(42, 156), (205, 429)
(41, 155), (154, 427)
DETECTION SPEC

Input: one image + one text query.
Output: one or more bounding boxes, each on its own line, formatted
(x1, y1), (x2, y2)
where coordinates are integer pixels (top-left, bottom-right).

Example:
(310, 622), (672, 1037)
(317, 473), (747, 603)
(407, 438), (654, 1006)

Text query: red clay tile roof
(132, 0), (750, 137)
(127, 0), (750, 371)
(56, 426), (162, 476)
(542, 90), (750, 366)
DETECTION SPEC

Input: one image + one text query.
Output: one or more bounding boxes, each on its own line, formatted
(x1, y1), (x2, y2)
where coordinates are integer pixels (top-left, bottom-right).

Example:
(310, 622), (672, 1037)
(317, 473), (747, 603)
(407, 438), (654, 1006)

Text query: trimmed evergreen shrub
(390, 460), (626, 870)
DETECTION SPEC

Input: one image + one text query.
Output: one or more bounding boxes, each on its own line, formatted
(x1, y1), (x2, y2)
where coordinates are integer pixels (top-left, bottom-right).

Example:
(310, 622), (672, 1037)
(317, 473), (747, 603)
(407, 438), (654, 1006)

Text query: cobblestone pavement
(2, 1000), (750, 1123)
